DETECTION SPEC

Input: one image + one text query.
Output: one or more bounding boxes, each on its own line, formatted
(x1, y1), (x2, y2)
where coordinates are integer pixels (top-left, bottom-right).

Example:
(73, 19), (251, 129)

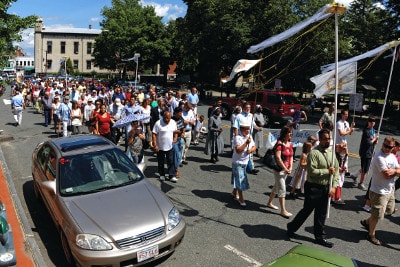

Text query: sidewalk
(0, 161), (35, 266)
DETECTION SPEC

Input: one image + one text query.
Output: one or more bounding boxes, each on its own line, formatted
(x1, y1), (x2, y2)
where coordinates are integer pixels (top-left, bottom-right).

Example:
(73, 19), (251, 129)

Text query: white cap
(115, 98), (122, 106)
(240, 122), (251, 128)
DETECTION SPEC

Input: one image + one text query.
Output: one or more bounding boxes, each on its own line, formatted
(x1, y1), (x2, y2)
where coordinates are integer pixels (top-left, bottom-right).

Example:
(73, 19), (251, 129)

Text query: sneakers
(170, 177), (178, 183)
(362, 205), (371, 212)
(358, 183), (367, 190)
(159, 176), (166, 181)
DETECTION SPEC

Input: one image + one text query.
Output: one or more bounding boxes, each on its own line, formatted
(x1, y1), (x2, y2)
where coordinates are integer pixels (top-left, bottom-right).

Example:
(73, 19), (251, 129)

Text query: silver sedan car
(31, 135), (185, 266)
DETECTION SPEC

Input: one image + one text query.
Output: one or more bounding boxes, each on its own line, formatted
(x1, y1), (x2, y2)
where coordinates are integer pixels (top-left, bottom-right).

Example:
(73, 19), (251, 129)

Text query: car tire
(60, 231), (76, 266)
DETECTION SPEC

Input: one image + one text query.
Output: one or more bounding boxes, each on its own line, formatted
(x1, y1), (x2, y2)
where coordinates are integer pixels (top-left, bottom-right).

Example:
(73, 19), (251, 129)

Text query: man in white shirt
(152, 110), (179, 183)
(361, 136), (400, 246)
(180, 102), (195, 165)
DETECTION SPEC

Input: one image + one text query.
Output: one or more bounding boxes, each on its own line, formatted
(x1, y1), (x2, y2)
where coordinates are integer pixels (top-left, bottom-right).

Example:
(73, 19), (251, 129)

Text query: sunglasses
(383, 143), (394, 149)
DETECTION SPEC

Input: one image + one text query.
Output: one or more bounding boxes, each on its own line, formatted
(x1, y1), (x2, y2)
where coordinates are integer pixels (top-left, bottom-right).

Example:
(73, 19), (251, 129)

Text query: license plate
(137, 245), (159, 263)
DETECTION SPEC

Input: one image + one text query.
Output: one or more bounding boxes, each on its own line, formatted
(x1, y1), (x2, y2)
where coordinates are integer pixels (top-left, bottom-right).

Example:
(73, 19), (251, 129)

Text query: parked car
(221, 90), (301, 126)
(263, 245), (358, 267)
(31, 135), (186, 266)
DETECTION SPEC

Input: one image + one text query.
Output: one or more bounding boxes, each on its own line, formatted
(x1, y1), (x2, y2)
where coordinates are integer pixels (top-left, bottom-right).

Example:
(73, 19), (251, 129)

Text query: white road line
(224, 244), (262, 267)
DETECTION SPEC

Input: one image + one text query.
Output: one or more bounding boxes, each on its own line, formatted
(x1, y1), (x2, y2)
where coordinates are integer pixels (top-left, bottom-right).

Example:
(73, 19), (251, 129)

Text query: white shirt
(336, 119), (349, 145)
(370, 149), (398, 195)
(232, 134), (254, 165)
(182, 109), (195, 131)
(152, 119), (177, 151)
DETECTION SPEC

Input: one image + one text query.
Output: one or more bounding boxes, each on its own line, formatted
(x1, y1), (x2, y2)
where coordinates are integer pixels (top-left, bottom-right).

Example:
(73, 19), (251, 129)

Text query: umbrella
(112, 113), (150, 128)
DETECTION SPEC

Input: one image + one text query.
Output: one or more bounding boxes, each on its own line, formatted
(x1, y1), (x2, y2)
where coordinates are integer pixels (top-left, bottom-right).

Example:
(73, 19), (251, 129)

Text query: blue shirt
(11, 93), (24, 107)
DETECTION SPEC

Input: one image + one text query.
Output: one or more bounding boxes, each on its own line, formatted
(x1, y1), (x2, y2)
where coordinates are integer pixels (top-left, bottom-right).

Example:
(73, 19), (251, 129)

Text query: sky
(9, 0), (187, 56)
(10, 0), (356, 57)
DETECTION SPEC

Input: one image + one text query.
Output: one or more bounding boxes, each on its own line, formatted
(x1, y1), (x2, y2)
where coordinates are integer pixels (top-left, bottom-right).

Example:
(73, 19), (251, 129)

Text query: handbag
(263, 143), (285, 172)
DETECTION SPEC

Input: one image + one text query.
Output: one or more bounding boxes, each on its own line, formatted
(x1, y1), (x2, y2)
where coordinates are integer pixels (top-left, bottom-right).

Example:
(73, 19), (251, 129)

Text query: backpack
(263, 143), (285, 172)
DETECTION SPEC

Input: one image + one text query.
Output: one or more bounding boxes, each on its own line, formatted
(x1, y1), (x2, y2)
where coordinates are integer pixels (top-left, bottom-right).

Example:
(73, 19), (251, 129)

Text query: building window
(87, 42), (92, 54)
(74, 42), (79, 54)
(61, 42), (66, 54)
(47, 60), (52, 70)
(86, 60), (92, 70)
(73, 60), (78, 69)
(47, 41), (52, 54)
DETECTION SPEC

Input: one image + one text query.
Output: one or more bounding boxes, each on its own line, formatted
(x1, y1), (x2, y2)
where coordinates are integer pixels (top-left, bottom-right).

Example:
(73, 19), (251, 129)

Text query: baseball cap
(64, 96), (70, 100)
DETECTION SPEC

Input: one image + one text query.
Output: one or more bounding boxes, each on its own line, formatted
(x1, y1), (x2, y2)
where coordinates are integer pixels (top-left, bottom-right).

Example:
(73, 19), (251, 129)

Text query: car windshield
(281, 95), (297, 104)
(58, 148), (144, 196)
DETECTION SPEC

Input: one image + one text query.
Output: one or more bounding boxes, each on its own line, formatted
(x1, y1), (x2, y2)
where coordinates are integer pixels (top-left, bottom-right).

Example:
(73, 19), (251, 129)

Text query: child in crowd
(289, 142), (312, 199)
(333, 142), (348, 205)
(192, 114), (205, 145)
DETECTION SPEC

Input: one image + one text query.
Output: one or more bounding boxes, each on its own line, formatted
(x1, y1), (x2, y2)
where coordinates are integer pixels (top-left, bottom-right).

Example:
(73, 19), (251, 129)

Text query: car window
(59, 148), (144, 196)
(281, 95), (297, 104)
(38, 146), (51, 170)
(46, 152), (57, 181)
(267, 94), (282, 104)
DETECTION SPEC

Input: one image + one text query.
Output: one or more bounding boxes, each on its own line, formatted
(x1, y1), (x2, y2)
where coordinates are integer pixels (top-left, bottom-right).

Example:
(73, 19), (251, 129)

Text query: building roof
(42, 27), (102, 35)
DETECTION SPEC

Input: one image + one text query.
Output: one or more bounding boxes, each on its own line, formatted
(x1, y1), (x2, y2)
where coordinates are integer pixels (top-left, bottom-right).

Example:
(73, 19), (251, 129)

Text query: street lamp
(134, 53), (140, 90)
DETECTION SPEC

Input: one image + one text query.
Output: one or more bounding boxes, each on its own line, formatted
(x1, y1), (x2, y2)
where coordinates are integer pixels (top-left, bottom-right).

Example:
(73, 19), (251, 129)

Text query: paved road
(0, 90), (399, 266)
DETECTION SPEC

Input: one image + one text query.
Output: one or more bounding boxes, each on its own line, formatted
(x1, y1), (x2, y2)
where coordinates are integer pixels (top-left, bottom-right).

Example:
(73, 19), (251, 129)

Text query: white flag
(311, 62), (357, 98)
(222, 59), (261, 83)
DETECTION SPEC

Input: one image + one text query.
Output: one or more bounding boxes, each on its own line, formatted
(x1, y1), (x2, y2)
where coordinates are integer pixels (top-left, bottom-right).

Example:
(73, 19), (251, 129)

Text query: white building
(34, 18), (108, 75)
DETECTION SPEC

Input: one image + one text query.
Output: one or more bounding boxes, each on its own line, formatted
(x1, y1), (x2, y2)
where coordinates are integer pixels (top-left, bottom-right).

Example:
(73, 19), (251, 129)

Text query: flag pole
(327, 3), (346, 219)
(376, 42), (399, 136)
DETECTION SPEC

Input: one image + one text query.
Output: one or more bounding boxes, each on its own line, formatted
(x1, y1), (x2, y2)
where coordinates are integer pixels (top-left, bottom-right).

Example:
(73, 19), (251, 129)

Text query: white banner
(247, 4), (333, 54)
(266, 129), (318, 149)
(311, 62), (357, 98)
(321, 40), (400, 73)
(222, 59), (261, 83)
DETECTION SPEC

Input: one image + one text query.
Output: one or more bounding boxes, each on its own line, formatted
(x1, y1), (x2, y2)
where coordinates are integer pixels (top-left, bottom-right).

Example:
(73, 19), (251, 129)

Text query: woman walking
(267, 125), (293, 218)
(207, 107), (224, 163)
(95, 103), (115, 142)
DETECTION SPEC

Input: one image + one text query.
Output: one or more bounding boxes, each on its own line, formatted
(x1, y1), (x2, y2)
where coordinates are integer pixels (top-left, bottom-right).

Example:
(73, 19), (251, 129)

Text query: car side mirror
(42, 181), (56, 195)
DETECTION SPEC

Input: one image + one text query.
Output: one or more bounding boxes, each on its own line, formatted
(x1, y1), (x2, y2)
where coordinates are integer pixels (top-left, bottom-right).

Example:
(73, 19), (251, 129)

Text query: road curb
(0, 147), (46, 267)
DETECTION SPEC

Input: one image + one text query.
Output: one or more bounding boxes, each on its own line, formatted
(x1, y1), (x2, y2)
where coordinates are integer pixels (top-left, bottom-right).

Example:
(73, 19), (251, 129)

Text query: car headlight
(76, 234), (112, 250)
(168, 207), (181, 231)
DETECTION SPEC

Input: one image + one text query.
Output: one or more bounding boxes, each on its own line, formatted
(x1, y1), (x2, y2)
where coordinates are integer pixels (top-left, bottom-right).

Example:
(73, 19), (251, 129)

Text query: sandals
(367, 235), (382, 246)
(267, 203), (279, 210)
(360, 220), (369, 231)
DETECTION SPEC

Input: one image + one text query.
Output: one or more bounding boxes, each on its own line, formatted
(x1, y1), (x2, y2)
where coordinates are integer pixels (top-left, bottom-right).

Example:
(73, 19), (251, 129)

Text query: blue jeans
(44, 109), (52, 126)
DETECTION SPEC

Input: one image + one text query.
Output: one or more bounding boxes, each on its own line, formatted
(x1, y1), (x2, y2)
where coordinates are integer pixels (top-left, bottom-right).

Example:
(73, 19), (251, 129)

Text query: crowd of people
(9, 78), (400, 248)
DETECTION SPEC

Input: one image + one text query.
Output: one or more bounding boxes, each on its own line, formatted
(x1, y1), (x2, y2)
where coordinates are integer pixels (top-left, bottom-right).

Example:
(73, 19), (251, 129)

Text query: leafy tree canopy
(93, 0), (171, 76)
(0, 0), (37, 67)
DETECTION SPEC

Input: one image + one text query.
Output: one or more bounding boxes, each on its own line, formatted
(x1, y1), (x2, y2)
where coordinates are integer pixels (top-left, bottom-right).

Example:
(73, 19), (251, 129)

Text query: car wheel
(60, 231), (76, 266)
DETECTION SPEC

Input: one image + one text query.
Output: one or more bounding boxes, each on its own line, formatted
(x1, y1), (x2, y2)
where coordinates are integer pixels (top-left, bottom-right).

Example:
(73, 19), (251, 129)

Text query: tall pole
(134, 53), (140, 90)
(327, 3), (346, 219)
(64, 57), (67, 88)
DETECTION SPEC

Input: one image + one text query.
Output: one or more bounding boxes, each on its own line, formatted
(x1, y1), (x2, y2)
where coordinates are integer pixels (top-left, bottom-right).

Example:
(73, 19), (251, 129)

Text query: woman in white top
(71, 101), (83, 134)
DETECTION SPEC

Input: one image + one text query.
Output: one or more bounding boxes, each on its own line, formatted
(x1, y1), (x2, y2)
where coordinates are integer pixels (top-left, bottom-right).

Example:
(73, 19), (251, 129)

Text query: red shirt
(96, 113), (111, 135)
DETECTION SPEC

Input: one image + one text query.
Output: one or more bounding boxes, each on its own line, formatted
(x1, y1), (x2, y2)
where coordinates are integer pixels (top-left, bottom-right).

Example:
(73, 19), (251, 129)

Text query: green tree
(176, 0), (339, 88)
(0, 0), (37, 67)
(92, 0), (171, 80)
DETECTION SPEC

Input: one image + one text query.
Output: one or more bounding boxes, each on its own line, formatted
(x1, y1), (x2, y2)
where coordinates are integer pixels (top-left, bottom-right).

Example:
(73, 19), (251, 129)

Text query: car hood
(63, 180), (173, 241)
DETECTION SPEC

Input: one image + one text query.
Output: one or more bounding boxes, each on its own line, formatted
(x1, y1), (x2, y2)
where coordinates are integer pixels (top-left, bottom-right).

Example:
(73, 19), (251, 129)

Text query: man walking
(11, 88), (25, 126)
(287, 128), (339, 248)
(41, 92), (53, 127)
(360, 136), (400, 245)
(152, 110), (178, 183)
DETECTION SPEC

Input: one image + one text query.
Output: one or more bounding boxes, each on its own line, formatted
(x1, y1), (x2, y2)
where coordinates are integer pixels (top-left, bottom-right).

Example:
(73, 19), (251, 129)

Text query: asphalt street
(0, 88), (399, 267)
